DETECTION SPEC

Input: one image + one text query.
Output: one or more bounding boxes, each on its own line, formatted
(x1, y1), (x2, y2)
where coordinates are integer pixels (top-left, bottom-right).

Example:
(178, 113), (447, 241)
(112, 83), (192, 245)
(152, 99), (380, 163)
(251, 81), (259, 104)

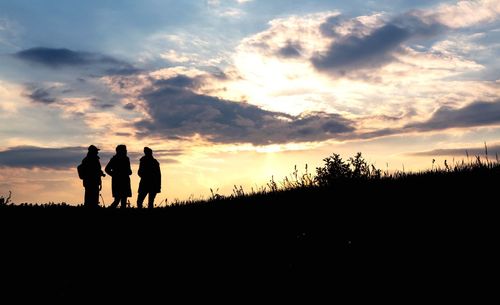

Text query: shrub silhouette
(314, 152), (380, 186)
(315, 153), (350, 187)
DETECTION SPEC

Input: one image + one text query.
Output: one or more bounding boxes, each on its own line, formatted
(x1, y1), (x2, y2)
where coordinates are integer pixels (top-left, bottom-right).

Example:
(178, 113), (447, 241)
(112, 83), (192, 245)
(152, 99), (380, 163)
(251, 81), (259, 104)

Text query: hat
(88, 145), (100, 152)
(144, 147), (153, 154)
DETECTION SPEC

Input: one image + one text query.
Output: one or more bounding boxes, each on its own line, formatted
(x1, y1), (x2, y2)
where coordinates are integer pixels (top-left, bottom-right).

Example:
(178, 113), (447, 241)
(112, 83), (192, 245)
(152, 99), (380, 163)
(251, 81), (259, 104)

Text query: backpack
(77, 163), (86, 180)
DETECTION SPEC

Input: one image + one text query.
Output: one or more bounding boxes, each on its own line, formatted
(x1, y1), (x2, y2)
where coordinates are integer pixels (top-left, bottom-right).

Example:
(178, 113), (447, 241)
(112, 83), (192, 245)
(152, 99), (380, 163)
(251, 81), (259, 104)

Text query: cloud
(135, 75), (354, 145)
(160, 50), (191, 63)
(123, 103), (136, 110)
(26, 87), (57, 104)
(237, 11), (337, 57)
(406, 100), (500, 131)
(409, 144), (500, 157)
(0, 146), (170, 169)
(310, 0), (500, 75)
(352, 100), (500, 140)
(420, 0), (500, 29)
(154, 74), (203, 90)
(277, 41), (303, 58)
(0, 146), (90, 169)
(14, 47), (139, 75)
(312, 14), (442, 73)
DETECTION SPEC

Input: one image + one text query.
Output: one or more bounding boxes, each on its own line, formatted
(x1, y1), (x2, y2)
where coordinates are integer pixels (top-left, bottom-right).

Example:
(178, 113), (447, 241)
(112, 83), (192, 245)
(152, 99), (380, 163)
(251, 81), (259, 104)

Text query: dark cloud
(406, 100), (500, 131)
(14, 47), (139, 75)
(24, 84), (122, 109)
(0, 146), (89, 169)
(123, 103), (136, 110)
(0, 146), (177, 169)
(116, 132), (132, 137)
(351, 100), (500, 141)
(410, 145), (500, 157)
(312, 23), (409, 73)
(312, 14), (443, 73)
(154, 74), (202, 90)
(16, 47), (90, 67)
(136, 75), (354, 145)
(354, 128), (399, 140)
(26, 87), (57, 104)
(104, 67), (141, 76)
(319, 15), (345, 37)
(277, 41), (303, 58)
(97, 103), (115, 109)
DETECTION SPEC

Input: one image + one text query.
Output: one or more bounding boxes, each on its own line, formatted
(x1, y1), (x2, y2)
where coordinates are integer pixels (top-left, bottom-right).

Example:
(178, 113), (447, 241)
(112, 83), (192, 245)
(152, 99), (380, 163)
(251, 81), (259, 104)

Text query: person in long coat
(105, 144), (132, 208)
(80, 145), (105, 208)
(137, 147), (161, 209)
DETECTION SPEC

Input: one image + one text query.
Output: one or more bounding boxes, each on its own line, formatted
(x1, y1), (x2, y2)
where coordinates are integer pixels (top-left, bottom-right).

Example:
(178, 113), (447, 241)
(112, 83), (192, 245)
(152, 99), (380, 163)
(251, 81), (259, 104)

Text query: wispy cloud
(354, 99), (500, 140)
(419, 0), (500, 29)
(0, 17), (19, 50)
(410, 144), (500, 157)
(14, 47), (139, 75)
(406, 100), (500, 131)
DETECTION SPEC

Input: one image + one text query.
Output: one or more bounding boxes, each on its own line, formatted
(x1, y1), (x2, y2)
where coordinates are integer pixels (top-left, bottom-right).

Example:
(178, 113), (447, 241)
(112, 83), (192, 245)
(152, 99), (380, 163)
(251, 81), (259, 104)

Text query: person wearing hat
(137, 147), (161, 209)
(105, 144), (132, 208)
(78, 145), (105, 208)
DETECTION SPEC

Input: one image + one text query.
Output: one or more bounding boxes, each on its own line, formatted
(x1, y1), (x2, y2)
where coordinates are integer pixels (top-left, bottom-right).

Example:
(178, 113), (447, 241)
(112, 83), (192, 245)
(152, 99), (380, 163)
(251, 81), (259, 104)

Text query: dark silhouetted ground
(1, 161), (497, 303)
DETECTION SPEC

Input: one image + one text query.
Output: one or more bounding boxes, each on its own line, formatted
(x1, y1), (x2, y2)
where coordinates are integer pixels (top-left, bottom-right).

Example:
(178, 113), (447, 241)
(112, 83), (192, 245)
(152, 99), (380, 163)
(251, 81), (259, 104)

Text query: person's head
(88, 145), (100, 155)
(144, 146), (153, 156)
(116, 144), (127, 155)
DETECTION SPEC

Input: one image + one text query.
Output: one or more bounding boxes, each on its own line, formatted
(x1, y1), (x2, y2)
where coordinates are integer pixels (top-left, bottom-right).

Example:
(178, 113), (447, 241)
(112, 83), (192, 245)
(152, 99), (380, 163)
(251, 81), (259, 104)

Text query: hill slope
(1, 162), (498, 302)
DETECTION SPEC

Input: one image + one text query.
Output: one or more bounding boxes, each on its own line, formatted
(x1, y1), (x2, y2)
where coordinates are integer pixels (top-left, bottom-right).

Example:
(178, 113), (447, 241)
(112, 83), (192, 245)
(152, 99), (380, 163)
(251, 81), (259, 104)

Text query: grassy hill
(1, 153), (498, 302)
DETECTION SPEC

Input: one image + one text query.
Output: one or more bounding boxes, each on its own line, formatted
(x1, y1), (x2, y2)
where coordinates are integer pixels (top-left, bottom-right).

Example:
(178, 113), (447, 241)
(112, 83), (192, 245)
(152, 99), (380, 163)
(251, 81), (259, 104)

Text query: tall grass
(203, 146), (500, 204)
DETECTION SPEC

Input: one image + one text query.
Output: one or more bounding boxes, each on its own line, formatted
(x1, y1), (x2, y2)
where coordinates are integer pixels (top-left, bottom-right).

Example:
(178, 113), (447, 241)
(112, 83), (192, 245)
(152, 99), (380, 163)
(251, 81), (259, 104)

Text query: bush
(315, 152), (381, 187)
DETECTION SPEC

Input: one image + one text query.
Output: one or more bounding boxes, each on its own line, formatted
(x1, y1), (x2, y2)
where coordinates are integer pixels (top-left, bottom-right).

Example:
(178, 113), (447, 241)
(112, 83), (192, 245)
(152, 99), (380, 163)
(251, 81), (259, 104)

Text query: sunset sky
(1, 0), (500, 205)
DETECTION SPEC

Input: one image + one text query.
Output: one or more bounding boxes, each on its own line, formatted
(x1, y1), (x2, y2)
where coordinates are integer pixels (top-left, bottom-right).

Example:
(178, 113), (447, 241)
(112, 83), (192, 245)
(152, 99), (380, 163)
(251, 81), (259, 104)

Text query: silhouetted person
(105, 145), (132, 208)
(137, 147), (161, 209)
(79, 145), (105, 208)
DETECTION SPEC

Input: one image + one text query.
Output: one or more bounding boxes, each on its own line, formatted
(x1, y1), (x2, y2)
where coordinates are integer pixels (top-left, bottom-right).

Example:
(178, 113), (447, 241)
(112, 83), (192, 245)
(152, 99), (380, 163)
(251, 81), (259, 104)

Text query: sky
(1, 0), (499, 205)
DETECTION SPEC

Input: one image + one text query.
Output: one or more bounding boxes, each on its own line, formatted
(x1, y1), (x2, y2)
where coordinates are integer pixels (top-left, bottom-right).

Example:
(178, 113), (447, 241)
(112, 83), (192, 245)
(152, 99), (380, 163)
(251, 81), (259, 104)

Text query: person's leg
(110, 197), (120, 208)
(84, 188), (91, 207)
(92, 188), (100, 207)
(84, 187), (99, 208)
(120, 196), (127, 208)
(83, 187), (90, 207)
(137, 192), (147, 209)
(148, 192), (157, 209)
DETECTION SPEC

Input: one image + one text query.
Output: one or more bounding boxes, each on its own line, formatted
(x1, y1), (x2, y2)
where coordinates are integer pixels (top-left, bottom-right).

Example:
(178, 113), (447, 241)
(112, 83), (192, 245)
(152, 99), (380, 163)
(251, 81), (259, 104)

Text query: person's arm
(156, 161), (161, 191)
(98, 160), (105, 177)
(127, 158), (132, 176)
(105, 158), (113, 176)
(138, 159), (144, 178)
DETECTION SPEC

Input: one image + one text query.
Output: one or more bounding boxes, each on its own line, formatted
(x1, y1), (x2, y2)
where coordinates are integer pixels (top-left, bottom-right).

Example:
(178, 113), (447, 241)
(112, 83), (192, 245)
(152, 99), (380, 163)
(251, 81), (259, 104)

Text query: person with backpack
(105, 144), (132, 209)
(78, 145), (105, 208)
(137, 147), (161, 209)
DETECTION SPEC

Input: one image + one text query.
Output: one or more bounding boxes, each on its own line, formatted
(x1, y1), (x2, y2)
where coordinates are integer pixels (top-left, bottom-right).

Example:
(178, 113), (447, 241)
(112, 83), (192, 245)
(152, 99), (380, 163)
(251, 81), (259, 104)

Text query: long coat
(138, 156), (161, 194)
(81, 154), (104, 188)
(105, 155), (132, 198)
